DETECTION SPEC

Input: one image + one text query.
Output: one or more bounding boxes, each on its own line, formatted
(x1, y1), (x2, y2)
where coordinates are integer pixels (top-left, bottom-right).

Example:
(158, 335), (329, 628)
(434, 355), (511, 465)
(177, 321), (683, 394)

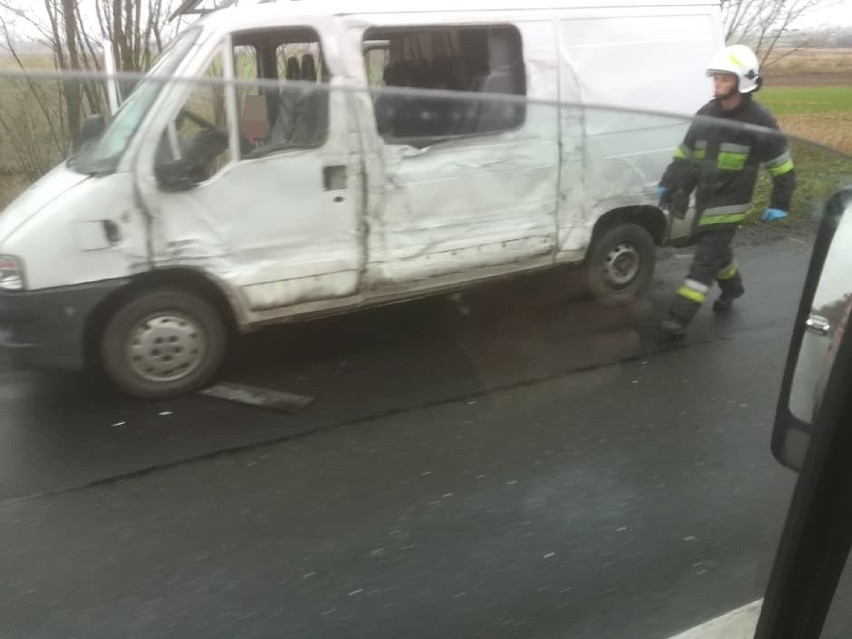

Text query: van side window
(154, 29), (331, 188)
(228, 29), (329, 159)
(172, 29), (330, 168)
(266, 36), (328, 151)
(362, 25), (526, 143)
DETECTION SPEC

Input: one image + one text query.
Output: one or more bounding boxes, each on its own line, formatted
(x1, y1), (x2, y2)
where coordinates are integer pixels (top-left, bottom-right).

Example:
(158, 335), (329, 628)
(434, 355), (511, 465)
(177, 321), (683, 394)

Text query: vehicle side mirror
(772, 187), (852, 471)
(80, 114), (106, 144)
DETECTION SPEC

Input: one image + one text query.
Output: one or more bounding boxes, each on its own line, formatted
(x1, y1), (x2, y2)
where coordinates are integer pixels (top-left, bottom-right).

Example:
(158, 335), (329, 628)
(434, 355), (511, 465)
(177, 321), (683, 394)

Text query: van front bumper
(0, 280), (128, 371)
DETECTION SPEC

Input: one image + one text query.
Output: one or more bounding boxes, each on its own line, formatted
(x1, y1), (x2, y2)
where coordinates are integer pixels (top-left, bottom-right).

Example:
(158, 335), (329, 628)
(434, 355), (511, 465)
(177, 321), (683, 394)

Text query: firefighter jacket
(661, 96), (796, 230)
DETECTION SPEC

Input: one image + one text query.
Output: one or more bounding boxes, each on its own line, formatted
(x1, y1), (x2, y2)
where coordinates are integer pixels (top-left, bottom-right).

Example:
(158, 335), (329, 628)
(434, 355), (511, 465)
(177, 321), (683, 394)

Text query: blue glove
(657, 185), (667, 199)
(762, 208), (788, 222)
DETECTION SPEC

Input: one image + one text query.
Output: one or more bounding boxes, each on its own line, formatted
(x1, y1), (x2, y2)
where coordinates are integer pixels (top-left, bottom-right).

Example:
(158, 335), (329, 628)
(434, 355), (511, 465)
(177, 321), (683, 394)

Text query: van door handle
(323, 165), (347, 191)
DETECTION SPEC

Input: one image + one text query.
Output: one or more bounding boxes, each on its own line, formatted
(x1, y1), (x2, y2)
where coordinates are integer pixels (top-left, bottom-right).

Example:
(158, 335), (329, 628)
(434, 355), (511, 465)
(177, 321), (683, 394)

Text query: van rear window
(363, 25), (526, 142)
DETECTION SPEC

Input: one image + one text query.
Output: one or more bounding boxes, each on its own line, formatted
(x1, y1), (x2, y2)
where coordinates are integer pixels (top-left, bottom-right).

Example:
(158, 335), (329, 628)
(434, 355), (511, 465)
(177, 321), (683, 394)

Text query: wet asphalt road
(0, 237), (813, 638)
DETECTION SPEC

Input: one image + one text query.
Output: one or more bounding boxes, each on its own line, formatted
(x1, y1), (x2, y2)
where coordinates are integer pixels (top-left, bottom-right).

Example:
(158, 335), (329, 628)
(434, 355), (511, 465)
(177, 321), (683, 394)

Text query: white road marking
(668, 600), (763, 639)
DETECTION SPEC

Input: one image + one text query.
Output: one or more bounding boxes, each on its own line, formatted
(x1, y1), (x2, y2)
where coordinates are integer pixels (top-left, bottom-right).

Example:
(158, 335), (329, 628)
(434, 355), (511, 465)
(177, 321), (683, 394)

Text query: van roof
(199, 0), (719, 28)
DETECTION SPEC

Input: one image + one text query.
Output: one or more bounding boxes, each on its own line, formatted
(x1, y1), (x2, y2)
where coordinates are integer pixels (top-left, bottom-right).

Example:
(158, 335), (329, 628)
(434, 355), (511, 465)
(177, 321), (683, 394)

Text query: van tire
(100, 288), (227, 399)
(587, 223), (656, 306)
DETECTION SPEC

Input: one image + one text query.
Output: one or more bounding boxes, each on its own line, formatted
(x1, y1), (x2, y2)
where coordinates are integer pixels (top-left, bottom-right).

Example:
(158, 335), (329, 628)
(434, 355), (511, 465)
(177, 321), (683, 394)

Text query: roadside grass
(759, 86), (852, 157)
(741, 83), (852, 228)
(0, 74), (69, 204)
(0, 173), (29, 210)
(747, 140), (852, 227)
(779, 111), (852, 156)
(0, 54), (54, 70)
(759, 86), (852, 116)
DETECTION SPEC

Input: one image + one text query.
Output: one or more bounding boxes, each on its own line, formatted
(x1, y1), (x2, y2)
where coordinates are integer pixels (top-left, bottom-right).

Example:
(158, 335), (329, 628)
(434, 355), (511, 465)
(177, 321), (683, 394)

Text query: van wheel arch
(590, 205), (667, 247)
(84, 268), (238, 373)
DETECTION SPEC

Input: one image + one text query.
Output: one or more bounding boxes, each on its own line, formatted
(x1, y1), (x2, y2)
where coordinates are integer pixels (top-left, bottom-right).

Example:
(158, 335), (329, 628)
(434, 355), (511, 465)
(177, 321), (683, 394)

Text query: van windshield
(70, 27), (202, 176)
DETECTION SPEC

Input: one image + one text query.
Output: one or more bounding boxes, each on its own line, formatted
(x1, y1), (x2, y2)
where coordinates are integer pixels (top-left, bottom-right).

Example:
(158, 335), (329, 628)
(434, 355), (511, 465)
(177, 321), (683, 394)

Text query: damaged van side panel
(555, 8), (721, 255)
(127, 5), (720, 332)
(148, 140), (362, 311)
(137, 31), (366, 317)
(348, 18), (561, 287)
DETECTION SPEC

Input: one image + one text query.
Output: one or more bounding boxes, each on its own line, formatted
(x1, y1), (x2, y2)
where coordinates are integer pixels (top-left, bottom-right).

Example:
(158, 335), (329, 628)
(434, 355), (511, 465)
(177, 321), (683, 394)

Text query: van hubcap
(603, 242), (640, 288)
(127, 313), (206, 383)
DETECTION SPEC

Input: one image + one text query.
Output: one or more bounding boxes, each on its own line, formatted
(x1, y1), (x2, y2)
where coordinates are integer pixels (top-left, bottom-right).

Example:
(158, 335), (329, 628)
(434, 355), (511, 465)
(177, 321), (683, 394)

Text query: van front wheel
(587, 223), (656, 306)
(101, 288), (227, 399)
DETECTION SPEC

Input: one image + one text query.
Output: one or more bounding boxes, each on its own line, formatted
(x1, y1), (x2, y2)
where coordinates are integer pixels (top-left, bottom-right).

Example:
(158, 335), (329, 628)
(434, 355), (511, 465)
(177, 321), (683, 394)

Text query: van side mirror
(80, 114), (106, 144)
(772, 187), (852, 471)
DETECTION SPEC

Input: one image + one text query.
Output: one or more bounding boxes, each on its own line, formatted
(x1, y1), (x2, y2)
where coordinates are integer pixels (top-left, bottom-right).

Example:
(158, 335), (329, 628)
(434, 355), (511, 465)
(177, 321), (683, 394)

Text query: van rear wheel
(101, 288), (227, 399)
(587, 223), (656, 306)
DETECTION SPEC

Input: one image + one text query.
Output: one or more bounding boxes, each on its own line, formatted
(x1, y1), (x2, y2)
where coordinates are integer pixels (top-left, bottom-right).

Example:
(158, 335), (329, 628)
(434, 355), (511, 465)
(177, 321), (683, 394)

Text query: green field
(746, 85), (852, 227)
(747, 141), (852, 227)
(757, 86), (852, 155)
(760, 86), (852, 116)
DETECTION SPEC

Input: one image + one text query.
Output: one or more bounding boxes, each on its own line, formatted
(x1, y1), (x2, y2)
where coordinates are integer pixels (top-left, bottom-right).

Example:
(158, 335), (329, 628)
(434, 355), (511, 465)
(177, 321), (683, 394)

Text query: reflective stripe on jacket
(662, 97), (796, 231)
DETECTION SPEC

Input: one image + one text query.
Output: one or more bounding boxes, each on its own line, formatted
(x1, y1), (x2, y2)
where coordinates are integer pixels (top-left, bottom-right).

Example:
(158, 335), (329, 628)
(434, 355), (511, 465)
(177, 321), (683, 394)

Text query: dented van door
(134, 23), (366, 321)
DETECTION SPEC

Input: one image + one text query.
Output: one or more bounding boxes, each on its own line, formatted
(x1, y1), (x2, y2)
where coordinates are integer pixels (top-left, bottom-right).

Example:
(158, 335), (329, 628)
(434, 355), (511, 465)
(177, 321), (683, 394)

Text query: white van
(0, 0), (724, 398)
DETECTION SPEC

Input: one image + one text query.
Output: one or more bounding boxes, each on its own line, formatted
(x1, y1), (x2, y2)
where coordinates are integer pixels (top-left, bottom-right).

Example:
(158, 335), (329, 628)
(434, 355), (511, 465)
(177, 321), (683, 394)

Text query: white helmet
(706, 44), (761, 94)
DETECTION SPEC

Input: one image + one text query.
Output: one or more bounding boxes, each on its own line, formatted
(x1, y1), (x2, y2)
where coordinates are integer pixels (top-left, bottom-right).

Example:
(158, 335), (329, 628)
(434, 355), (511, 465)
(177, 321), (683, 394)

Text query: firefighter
(658, 44), (796, 338)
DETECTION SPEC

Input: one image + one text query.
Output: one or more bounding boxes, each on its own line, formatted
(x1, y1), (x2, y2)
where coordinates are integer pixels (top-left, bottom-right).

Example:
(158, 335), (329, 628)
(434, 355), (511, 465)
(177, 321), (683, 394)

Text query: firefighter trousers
(668, 228), (744, 324)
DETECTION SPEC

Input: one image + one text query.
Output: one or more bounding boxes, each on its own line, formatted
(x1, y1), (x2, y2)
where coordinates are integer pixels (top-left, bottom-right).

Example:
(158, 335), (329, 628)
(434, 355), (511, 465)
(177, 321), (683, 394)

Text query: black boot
(660, 316), (688, 338)
(713, 286), (745, 314)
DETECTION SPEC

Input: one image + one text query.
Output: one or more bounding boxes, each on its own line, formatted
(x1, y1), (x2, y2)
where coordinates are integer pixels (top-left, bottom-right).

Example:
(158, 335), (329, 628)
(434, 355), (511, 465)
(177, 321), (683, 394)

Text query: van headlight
(0, 255), (25, 291)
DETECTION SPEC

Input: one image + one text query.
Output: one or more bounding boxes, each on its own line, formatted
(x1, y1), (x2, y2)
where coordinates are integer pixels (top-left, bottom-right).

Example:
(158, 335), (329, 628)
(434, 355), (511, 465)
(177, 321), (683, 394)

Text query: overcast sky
(793, 0), (852, 28)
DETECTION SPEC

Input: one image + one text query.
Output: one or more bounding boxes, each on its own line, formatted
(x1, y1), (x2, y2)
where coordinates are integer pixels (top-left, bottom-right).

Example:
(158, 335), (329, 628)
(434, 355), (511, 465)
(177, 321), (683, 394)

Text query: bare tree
(0, 14), (68, 151)
(722, 0), (839, 65)
(0, 0), (179, 142)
